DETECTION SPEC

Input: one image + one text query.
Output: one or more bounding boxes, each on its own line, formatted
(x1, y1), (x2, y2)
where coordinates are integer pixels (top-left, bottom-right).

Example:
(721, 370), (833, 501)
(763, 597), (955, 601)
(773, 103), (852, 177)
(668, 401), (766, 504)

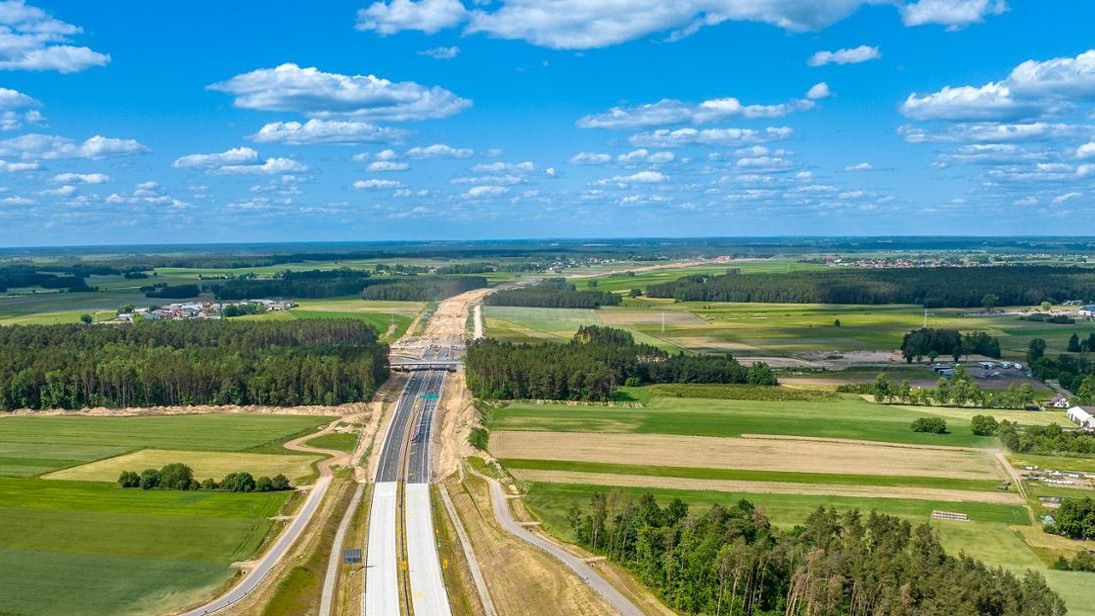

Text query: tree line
(465, 326), (775, 402)
(864, 369), (1038, 409)
(565, 492), (1065, 615)
(646, 265), (1095, 308)
(998, 421), (1095, 456)
(117, 462), (291, 492)
(0, 319), (388, 410)
(360, 275), (487, 301)
(900, 328), (1001, 363)
(209, 269), (374, 300)
(485, 278), (622, 309)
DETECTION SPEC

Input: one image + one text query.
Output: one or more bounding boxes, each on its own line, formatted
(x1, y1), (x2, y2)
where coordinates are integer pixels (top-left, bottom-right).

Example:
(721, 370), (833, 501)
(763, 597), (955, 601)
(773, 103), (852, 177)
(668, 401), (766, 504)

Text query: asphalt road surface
(406, 483), (453, 616)
(488, 479), (644, 616)
(181, 475), (332, 616)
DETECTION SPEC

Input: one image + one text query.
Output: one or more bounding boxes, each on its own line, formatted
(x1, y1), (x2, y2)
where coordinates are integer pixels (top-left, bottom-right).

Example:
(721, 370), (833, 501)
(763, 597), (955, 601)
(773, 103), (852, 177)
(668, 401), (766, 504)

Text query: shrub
(970, 415), (999, 436)
(117, 470), (140, 488)
(139, 468), (161, 490)
(468, 427), (489, 451)
(911, 417), (948, 434)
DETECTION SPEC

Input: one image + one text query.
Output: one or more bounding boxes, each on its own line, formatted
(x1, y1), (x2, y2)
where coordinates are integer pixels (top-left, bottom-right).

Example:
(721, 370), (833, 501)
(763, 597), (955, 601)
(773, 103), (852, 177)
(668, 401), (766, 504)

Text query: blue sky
(1, 0), (1094, 246)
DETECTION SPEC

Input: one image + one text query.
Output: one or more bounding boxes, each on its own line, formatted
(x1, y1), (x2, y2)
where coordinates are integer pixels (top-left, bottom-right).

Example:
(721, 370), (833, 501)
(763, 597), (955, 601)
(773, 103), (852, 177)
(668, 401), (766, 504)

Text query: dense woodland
(465, 326), (775, 401)
(360, 275), (487, 301)
(647, 266), (1095, 307)
(485, 278), (622, 308)
(1049, 497), (1095, 541)
(209, 269), (373, 299)
(567, 493), (1065, 616)
(900, 328), (1001, 362)
(0, 320), (388, 410)
(0, 264), (98, 293)
(1029, 347), (1095, 399)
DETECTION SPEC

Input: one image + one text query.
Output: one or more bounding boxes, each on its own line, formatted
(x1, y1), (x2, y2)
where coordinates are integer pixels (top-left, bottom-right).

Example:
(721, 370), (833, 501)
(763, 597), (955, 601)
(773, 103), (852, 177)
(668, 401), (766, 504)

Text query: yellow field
(491, 431), (1004, 480)
(46, 449), (319, 483)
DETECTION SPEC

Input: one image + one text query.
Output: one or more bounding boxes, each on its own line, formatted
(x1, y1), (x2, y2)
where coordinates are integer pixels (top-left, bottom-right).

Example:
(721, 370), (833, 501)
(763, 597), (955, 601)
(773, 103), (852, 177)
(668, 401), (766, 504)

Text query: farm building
(1067, 406), (1095, 429)
(1048, 394), (1071, 409)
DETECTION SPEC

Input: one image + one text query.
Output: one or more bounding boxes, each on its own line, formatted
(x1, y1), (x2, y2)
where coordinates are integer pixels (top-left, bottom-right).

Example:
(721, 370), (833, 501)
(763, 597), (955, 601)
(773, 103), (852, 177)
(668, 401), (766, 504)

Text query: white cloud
(606, 170), (668, 184)
(405, 143), (473, 158)
(618, 149), (675, 164)
(417, 45), (460, 60)
(211, 157), (308, 175)
(250, 119), (408, 145)
(578, 96), (813, 130)
(50, 172), (110, 184)
(900, 0), (1006, 29)
(209, 63), (470, 121)
(464, 185), (510, 198)
(0, 87), (38, 110)
(0, 133), (146, 160)
(471, 161), (534, 173)
(1008, 50), (1095, 100)
(807, 45), (880, 67)
(0, 158), (37, 171)
(451, 174), (524, 185)
(1076, 142), (1095, 159)
(353, 178), (404, 189)
(0, 1), (110, 72)
(899, 122), (1095, 143)
(844, 162), (873, 171)
(806, 82), (831, 100)
(357, 0), (468, 35)
(367, 160), (411, 172)
(629, 126), (793, 148)
(569, 152), (612, 165)
(1052, 191), (1082, 204)
(36, 184), (76, 197)
(1078, 164), (1094, 177)
(173, 147), (259, 168)
(900, 82), (1054, 122)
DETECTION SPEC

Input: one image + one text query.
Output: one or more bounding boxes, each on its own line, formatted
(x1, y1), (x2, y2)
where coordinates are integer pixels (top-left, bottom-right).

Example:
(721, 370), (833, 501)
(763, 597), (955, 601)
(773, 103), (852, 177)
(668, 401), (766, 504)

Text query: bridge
(389, 359), (461, 372)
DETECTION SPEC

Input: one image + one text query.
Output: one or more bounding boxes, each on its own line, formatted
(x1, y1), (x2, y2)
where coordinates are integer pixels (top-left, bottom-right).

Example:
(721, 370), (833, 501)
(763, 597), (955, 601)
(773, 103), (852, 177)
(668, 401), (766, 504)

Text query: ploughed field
(0, 413), (329, 616)
(487, 388), (1095, 616)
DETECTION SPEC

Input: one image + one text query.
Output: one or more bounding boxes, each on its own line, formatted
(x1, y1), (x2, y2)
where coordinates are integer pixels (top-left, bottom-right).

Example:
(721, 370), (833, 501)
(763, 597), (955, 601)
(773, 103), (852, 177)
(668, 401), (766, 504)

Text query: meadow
(47, 448), (319, 484)
(0, 413), (330, 615)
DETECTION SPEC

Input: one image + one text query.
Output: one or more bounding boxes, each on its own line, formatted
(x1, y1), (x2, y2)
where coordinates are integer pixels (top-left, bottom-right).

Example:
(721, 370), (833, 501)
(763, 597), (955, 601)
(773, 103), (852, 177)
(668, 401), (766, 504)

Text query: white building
(1067, 406), (1095, 429)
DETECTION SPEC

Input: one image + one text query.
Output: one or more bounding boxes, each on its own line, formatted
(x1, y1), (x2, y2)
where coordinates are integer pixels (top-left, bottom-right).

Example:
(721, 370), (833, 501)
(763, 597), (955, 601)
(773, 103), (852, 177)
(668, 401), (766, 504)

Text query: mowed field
(487, 388), (1095, 615)
(0, 413), (329, 616)
(47, 448), (319, 483)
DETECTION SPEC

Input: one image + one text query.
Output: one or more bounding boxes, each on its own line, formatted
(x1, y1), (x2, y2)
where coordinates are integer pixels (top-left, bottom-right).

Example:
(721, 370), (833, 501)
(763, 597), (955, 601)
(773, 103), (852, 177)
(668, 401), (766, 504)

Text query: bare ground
(509, 469), (1022, 505)
(491, 431), (1005, 481)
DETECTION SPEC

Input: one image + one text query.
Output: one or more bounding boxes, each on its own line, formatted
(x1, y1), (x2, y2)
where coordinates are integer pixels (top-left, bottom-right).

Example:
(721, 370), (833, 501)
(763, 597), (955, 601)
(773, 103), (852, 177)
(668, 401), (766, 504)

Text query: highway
(363, 347), (453, 615)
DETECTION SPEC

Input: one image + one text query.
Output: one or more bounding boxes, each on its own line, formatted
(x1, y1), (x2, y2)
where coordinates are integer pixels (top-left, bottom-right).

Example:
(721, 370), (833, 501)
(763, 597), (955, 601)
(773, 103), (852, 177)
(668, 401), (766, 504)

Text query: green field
(488, 395), (999, 447)
(304, 431), (359, 453)
(573, 261), (826, 292)
(0, 414), (330, 614)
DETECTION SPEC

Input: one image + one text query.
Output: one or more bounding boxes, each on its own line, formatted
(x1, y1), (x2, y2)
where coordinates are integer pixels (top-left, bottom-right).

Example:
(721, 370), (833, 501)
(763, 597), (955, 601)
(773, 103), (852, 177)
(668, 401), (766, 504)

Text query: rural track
(180, 420), (349, 616)
(486, 478), (644, 616)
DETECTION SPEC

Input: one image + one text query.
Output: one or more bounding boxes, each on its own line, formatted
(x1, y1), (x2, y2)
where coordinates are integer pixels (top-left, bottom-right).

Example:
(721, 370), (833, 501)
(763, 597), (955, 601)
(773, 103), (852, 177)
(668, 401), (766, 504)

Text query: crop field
(0, 413), (327, 615)
(488, 395), (1000, 447)
(574, 261), (826, 292)
(47, 449), (319, 483)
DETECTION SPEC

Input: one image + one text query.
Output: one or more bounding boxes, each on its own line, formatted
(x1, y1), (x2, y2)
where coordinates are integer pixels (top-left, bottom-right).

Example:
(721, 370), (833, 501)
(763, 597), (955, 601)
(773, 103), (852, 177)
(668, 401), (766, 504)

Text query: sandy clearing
(491, 431), (1004, 481)
(510, 469), (1022, 505)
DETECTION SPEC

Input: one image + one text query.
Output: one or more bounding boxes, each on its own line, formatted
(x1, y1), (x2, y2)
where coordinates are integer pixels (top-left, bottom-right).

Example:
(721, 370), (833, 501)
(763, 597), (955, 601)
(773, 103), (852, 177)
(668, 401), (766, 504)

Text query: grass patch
(46, 449), (319, 484)
(304, 432), (358, 453)
(633, 383), (836, 401)
(500, 458), (1002, 492)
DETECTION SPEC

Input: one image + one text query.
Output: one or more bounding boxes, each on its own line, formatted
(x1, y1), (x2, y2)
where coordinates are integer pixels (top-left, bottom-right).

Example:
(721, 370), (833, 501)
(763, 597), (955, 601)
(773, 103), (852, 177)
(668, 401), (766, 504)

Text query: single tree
(79, 313), (93, 325)
(1027, 338), (1048, 364)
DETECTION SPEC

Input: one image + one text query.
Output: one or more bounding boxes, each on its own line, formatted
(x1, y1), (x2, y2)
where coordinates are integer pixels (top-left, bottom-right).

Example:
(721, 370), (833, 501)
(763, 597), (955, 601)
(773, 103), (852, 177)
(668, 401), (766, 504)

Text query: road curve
(487, 479), (644, 616)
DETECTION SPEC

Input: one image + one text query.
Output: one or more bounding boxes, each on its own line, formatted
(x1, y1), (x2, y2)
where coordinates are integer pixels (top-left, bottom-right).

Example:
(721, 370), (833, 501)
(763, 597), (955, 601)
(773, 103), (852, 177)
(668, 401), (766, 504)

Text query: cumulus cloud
(0, 1), (110, 72)
(609, 170), (668, 183)
(471, 161), (534, 173)
(1008, 50), (1095, 100)
(900, 0), (1006, 29)
(629, 126), (793, 148)
(899, 122), (1095, 143)
(463, 185), (509, 198)
(618, 149), (675, 164)
(211, 157), (308, 175)
(844, 162), (873, 171)
(353, 178), (404, 189)
(806, 82), (831, 100)
(0, 158), (36, 171)
(0, 133), (147, 160)
(0, 87), (38, 110)
(569, 152), (612, 165)
(50, 172), (111, 184)
(417, 45), (460, 59)
(1077, 142), (1095, 159)
(357, 0), (468, 35)
(250, 119), (408, 145)
(578, 96), (813, 130)
(209, 63), (471, 121)
(173, 147), (259, 168)
(367, 160), (411, 172)
(405, 143), (472, 158)
(807, 45), (880, 67)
